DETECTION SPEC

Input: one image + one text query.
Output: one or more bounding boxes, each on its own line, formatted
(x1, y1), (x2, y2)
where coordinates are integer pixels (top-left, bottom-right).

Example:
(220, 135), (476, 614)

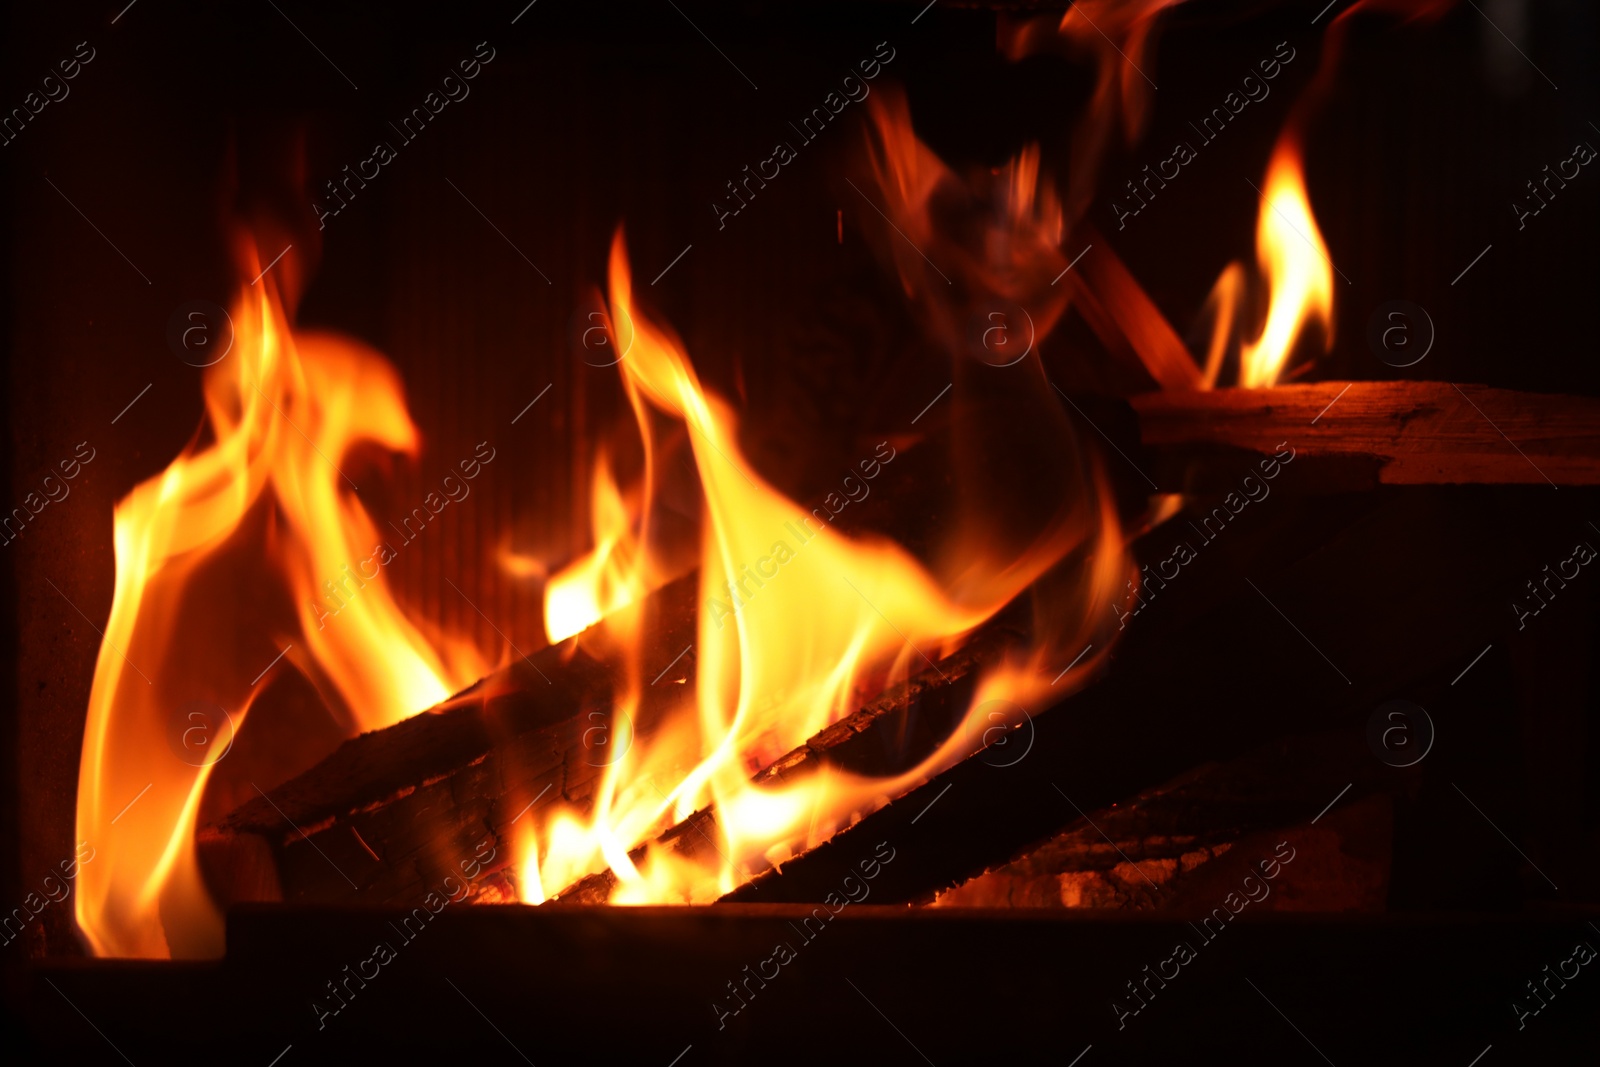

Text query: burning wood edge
(723, 488), (1550, 908)
(198, 574), (703, 908)
(200, 568), (1024, 911)
(930, 730), (1395, 912)
(547, 624), (1023, 905)
(1131, 381), (1600, 488)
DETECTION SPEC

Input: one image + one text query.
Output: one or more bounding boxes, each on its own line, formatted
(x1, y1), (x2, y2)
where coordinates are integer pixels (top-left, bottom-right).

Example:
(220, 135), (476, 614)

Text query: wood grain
(1133, 381), (1600, 487)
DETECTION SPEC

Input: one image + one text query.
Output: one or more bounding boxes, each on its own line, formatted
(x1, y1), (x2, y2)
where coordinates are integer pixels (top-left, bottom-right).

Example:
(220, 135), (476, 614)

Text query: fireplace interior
(3, 0), (1598, 1062)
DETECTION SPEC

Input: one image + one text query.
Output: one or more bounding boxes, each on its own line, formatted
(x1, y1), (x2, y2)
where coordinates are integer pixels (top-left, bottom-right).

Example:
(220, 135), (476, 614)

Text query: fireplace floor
(18, 907), (1594, 1064)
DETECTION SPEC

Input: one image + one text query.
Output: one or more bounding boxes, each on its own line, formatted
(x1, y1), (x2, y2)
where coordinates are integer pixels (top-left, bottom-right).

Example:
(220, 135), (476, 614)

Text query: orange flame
(76, 241), (486, 958)
(544, 451), (652, 643)
(1237, 137), (1335, 387)
(516, 88), (1132, 903)
(1002, 0), (1187, 225)
(517, 231), (1124, 904)
(1225, 0), (1458, 386)
(857, 86), (1073, 355)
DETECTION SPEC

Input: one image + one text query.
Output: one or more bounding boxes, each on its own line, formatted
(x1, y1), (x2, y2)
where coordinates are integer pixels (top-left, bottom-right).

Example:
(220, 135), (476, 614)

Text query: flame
(1237, 138), (1334, 387)
(856, 85), (1074, 360)
(1002, 0), (1187, 226)
(544, 293), (688, 643)
(521, 88), (1133, 903)
(1197, 263), (1245, 389)
(517, 231), (1123, 904)
(1223, 0), (1458, 387)
(1005, 0), (1456, 389)
(70, 0), (1467, 957)
(514, 819), (546, 905)
(544, 452), (650, 643)
(76, 241), (486, 958)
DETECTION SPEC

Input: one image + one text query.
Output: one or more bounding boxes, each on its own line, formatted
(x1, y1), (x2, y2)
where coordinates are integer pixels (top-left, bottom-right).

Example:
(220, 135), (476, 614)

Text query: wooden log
(723, 485), (1569, 907)
(575, 429), (1586, 906)
(198, 572), (703, 908)
(550, 624), (1023, 903)
(930, 729), (1394, 911)
(1066, 224), (1203, 393)
(202, 567), (1027, 909)
(200, 426), (1047, 910)
(1132, 381), (1600, 488)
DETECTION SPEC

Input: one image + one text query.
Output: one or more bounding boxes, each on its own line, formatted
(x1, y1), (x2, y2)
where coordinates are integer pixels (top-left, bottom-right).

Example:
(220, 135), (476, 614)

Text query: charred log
(199, 573), (703, 907)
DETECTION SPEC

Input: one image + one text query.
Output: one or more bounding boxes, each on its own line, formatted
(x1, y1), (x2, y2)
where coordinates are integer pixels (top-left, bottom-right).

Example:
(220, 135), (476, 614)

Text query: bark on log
(1132, 381), (1600, 488)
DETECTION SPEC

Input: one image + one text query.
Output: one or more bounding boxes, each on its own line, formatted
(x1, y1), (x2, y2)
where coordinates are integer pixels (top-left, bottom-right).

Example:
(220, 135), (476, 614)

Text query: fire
(515, 89), (1134, 906)
(544, 294), (686, 644)
(544, 453), (651, 643)
(1002, 0), (1186, 226)
(1226, 0), (1460, 386)
(1237, 137), (1334, 387)
(73, 0), (1460, 952)
(513, 224), (1123, 905)
(76, 240), (486, 958)
(1005, 0), (1459, 390)
(857, 85), (1074, 348)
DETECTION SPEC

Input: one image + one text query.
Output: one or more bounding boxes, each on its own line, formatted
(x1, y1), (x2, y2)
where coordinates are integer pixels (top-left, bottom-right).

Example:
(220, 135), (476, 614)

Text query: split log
(723, 485), (1569, 907)
(199, 572), (703, 907)
(1131, 381), (1600, 489)
(202, 565), (1027, 908)
(550, 624), (1023, 903)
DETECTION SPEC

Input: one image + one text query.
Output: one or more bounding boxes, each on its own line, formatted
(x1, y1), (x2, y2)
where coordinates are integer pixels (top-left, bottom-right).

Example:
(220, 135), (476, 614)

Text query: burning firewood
(199, 574), (703, 908)
(549, 625), (1020, 904)
(928, 730), (1394, 912)
(195, 377), (1597, 917)
(721, 486), (1559, 908)
(207, 378), (1595, 912)
(200, 572), (1024, 910)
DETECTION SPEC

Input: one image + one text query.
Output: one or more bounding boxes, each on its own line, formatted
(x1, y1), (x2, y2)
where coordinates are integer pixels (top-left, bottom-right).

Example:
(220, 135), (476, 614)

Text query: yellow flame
(76, 244), (486, 959)
(545, 453), (653, 642)
(518, 231), (1122, 905)
(1239, 142), (1335, 387)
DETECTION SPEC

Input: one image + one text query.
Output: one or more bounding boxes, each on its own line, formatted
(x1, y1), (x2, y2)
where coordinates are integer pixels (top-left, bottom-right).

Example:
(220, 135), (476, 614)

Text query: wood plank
(1066, 225), (1203, 392)
(1132, 381), (1600, 487)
